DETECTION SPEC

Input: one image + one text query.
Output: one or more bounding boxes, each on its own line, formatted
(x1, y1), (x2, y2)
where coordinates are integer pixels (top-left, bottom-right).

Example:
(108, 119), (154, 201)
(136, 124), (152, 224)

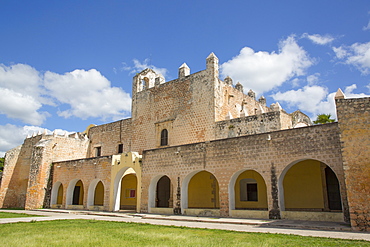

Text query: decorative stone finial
(206, 52), (219, 71)
(259, 96), (266, 106)
(235, 82), (243, 92)
(335, 88), (345, 99)
(224, 76), (233, 85)
(248, 89), (256, 100)
(178, 63), (190, 78)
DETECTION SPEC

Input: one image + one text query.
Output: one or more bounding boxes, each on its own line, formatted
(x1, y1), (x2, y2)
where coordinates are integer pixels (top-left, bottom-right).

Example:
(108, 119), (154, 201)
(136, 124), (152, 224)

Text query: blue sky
(1, 0), (370, 156)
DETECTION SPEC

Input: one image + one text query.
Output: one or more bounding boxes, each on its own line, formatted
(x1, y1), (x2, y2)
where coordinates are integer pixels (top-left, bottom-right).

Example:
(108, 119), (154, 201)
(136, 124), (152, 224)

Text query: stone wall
(336, 96), (370, 231)
(25, 134), (89, 209)
(0, 133), (89, 209)
(215, 111), (285, 139)
(130, 66), (216, 154)
(213, 77), (270, 121)
(52, 156), (112, 211)
(0, 145), (24, 208)
(141, 123), (349, 221)
(88, 119), (132, 157)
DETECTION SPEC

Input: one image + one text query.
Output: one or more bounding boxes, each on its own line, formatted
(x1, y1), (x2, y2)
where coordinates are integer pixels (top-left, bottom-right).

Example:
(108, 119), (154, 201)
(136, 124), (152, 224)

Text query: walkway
(0, 209), (369, 241)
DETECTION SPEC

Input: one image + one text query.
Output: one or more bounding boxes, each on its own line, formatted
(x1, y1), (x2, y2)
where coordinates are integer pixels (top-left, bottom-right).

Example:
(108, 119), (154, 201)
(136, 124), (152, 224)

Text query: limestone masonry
(1, 53), (369, 231)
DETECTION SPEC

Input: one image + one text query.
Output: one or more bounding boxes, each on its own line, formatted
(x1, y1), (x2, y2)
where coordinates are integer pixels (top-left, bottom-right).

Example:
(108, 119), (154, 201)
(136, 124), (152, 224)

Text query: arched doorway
(156, 176), (171, 208)
(187, 171), (219, 209)
(72, 180), (84, 205)
(112, 167), (139, 212)
(120, 174), (137, 210)
(324, 166), (342, 210)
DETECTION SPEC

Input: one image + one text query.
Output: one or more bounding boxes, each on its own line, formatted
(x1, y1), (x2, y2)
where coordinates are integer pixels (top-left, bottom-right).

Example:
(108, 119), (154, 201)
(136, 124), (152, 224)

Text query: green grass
(0, 220), (368, 247)
(0, 212), (41, 218)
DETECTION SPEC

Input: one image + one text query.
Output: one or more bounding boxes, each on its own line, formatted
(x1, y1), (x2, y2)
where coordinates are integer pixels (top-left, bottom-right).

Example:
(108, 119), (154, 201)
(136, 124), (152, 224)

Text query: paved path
(0, 209), (369, 241)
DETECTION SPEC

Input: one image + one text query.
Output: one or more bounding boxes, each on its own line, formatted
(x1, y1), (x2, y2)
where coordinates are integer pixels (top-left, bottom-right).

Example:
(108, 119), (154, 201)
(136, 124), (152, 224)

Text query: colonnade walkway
(0, 209), (369, 241)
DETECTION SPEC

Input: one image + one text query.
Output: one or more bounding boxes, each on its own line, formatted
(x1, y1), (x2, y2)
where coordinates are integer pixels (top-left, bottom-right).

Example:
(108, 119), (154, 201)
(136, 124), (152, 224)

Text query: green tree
(313, 114), (335, 124)
(0, 157), (4, 171)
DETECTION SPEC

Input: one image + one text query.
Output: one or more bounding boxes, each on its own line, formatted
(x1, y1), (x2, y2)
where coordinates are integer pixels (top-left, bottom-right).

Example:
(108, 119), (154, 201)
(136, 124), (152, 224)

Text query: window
(246, 183), (258, 201)
(126, 189), (136, 198)
(118, 144), (123, 154)
(160, 129), (168, 146)
(95, 147), (101, 157)
(240, 178), (258, 201)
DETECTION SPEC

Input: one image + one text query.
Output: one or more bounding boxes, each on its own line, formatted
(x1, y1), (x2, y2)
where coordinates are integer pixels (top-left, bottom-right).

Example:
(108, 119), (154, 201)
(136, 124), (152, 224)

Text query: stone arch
(112, 167), (137, 211)
(120, 174), (137, 210)
(279, 159), (343, 213)
(148, 175), (172, 211)
(229, 169), (268, 211)
(66, 179), (84, 206)
(50, 181), (63, 206)
(87, 179), (105, 207)
(156, 175), (171, 208)
(181, 170), (219, 212)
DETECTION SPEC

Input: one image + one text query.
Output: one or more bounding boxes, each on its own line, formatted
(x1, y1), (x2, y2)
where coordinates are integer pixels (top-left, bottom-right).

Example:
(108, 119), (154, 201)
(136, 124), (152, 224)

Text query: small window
(160, 129), (168, 146)
(246, 183), (258, 201)
(240, 178), (258, 201)
(118, 144), (123, 154)
(95, 147), (101, 157)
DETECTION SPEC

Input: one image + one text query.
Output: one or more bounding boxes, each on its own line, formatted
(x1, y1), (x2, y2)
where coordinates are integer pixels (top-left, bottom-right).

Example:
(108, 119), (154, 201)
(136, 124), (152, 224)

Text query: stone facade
(336, 95), (370, 231)
(0, 53), (369, 231)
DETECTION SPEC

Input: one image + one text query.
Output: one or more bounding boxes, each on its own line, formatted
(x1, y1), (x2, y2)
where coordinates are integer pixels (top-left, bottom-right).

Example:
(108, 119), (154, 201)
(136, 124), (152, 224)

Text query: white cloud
(0, 124), (74, 157)
(0, 63), (134, 124)
(0, 64), (48, 125)
(307, 73), (320, 85)
(332, 46), (347, 59)
(272, 85), (331, 118)
(343, 84), (370, 98)
(44, 69), (132, 120)
(0, 63), (42, 98)
(302, 33), (335, 45)
(363, 21), (370, 31)
(333, 42), (370, 75)
(122, 59), (168, 79)
(272, 84), (370, 120)
(0, 88), (48, 125)
(220, 35), (313, 95)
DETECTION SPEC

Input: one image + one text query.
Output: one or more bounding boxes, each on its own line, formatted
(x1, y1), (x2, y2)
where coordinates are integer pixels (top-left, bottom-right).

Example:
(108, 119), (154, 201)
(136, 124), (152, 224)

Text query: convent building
(0, 53), (369, 231)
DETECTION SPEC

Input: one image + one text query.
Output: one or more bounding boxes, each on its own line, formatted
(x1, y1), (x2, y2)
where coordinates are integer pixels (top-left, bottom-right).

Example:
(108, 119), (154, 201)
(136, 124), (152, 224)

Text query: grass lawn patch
(0, 212), (42, 218)
(0, 220), (368, 247)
